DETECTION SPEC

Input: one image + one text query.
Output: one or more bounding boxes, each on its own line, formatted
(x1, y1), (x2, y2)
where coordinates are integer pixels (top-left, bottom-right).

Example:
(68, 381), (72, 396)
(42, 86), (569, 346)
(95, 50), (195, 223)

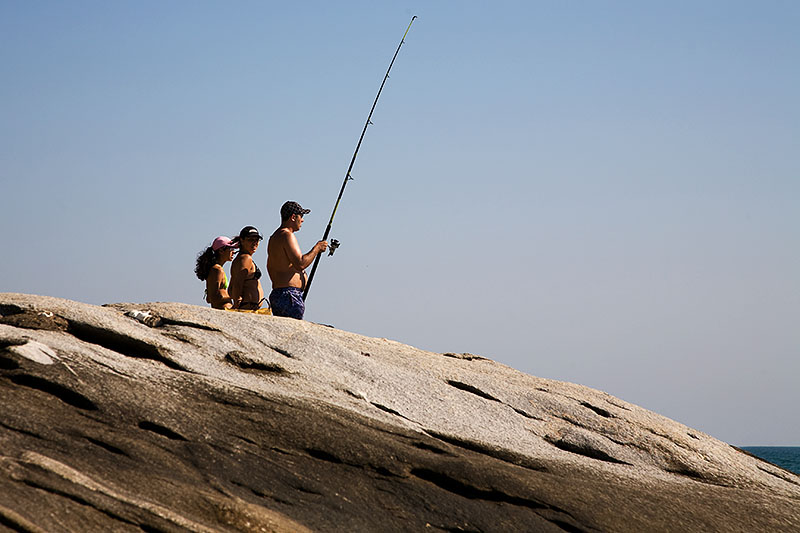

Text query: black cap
(281, 201), (311, 220)
(238, 226), (263, 240)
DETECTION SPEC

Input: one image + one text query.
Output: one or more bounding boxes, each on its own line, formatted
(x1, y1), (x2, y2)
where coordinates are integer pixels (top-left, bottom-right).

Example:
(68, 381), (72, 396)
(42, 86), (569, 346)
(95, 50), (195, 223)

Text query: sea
(741, 447), (800, 475)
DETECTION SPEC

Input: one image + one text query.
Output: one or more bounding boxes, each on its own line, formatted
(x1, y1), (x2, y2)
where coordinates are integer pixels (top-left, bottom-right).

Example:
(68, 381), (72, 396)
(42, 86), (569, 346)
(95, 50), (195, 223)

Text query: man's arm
(283, 232), (327, 269)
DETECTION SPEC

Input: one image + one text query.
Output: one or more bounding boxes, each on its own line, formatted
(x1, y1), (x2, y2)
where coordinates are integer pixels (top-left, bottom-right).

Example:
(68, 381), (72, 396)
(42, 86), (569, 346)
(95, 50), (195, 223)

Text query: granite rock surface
(0, 293), (798, 532)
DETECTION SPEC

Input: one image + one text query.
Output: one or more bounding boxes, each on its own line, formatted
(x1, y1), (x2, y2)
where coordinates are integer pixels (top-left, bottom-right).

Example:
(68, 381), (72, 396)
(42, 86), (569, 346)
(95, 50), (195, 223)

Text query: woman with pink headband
(194, 236), (239, 309)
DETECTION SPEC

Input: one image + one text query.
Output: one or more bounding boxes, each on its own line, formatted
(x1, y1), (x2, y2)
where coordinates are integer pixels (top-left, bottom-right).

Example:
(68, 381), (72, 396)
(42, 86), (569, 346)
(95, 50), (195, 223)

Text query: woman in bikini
(194, 236), (238, 310)
(229, 226), (265, 310)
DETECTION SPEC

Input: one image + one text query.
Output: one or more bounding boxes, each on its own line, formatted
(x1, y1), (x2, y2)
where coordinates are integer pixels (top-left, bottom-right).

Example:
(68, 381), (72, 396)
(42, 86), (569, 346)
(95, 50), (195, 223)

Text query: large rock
(0, 293), (798, 532)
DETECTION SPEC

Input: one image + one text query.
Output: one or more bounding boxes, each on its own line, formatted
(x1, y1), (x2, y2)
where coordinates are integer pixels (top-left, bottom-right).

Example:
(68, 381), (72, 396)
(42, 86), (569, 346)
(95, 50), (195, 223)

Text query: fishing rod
(303, 15), (417, 301)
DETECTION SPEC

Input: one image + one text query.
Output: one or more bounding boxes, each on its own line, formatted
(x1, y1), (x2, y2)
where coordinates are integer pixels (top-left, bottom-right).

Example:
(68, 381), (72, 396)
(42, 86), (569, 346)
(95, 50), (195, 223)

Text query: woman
(229, 226), (265, 310)
(194, 236), (238, 310)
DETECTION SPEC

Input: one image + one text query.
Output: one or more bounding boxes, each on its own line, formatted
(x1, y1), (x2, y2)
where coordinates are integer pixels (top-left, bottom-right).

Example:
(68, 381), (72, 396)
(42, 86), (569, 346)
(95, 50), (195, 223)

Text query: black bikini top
(237, 252), (262, 281)
(251, 264), (262, 281)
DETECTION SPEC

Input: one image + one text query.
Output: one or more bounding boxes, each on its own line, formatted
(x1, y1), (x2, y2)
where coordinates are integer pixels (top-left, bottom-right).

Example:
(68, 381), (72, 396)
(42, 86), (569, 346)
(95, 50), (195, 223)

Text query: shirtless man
(229, 226), (265, 310)
(267, 201), (328, 319)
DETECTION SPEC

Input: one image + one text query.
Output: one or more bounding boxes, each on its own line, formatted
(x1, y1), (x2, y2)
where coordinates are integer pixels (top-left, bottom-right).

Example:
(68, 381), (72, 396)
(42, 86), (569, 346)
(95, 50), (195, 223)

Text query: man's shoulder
(270, 227), (294, 243)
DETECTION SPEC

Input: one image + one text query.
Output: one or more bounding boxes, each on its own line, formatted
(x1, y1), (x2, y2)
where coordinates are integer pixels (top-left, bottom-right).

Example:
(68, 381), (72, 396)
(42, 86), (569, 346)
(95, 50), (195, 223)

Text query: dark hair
(194, 246), (219, 281)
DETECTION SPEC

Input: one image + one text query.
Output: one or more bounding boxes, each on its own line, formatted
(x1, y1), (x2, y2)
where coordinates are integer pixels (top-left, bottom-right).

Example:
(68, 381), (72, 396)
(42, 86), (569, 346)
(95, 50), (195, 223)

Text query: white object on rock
(126, 310), (162, 327)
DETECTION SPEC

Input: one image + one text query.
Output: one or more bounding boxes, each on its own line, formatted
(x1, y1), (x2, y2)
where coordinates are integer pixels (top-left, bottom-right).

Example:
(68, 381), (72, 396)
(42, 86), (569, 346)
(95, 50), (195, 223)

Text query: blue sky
(2, 1), (798, 445)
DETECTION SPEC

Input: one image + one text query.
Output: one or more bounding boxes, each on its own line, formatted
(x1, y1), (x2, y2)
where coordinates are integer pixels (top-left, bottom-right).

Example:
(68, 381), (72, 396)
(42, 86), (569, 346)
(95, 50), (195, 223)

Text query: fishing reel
(328, 239), (340, 256)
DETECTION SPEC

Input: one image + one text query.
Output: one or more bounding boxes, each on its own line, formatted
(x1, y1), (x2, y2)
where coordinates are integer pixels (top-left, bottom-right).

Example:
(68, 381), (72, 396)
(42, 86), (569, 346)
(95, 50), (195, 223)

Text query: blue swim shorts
(269, 287), (305, 320)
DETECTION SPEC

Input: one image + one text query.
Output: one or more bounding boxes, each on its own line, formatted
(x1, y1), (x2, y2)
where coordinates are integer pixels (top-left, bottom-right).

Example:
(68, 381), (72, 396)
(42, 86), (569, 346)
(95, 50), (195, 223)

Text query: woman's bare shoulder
(208, 264), (224, 281)
(232, 254), (253, 268)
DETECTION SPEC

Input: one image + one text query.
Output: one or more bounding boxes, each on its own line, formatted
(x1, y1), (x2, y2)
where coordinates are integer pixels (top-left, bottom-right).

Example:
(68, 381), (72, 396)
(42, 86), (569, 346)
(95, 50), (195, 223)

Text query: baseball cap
(281, 201), (311, 220)
(238, 226), (263, 240)
(212, 236), (239, 251)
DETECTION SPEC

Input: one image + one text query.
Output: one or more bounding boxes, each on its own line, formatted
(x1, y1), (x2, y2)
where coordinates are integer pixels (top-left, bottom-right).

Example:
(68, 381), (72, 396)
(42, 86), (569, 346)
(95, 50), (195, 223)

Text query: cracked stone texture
(0, 293), (798, 532)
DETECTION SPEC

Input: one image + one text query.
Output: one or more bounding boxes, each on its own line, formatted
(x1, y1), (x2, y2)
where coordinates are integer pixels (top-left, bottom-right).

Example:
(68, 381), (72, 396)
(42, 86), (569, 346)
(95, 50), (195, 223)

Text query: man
(229, 226), (265, 310)
(266, 201), (328, 319)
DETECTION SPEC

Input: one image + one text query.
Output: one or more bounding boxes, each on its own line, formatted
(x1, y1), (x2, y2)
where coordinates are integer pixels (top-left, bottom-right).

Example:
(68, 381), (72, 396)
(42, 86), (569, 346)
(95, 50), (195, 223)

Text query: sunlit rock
(1, 293), (798, 532)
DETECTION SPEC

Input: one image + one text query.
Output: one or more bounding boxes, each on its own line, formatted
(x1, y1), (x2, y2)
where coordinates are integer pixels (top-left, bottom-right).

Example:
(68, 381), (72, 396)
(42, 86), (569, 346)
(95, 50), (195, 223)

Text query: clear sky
(2, 1), (798, 445)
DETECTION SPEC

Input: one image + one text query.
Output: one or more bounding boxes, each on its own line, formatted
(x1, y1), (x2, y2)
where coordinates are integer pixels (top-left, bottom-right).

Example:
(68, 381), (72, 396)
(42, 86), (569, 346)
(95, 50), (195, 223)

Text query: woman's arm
(207, 267), (233, 309)
(228, 256), (252, 309)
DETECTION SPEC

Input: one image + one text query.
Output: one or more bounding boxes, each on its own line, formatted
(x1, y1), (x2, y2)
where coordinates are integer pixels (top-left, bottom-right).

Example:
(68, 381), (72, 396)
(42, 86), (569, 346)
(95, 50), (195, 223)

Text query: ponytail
(194, 246), (218, 281)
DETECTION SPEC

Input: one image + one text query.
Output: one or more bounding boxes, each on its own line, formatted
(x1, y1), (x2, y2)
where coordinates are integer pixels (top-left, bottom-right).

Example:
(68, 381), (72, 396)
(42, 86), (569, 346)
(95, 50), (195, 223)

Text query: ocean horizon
(740, 446), (800, 475)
